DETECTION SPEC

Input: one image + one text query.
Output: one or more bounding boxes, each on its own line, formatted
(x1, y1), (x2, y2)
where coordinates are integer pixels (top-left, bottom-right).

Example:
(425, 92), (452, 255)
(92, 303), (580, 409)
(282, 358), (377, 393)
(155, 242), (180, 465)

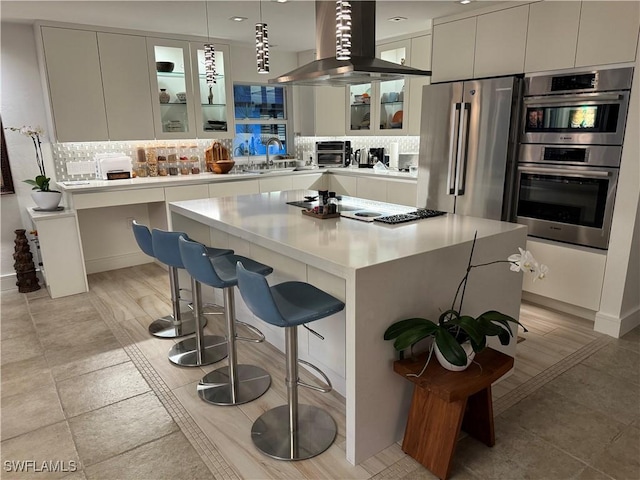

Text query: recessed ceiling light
(388, 16), (408, 23)
(229, 16), (247, 22)
(459, 0), (472, 4)
(272, 0), (288, 3)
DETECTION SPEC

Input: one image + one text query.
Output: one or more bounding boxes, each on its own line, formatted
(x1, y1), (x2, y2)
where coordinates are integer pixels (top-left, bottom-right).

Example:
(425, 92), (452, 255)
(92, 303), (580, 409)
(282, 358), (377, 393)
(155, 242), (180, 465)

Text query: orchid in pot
(384, 233), (548, 373)
(5, 125), (61, 210)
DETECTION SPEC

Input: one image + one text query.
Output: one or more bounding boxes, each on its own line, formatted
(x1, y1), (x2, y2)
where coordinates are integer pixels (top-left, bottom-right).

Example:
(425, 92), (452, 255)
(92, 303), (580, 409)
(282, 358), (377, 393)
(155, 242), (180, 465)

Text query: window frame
(1, 117), (16, 195)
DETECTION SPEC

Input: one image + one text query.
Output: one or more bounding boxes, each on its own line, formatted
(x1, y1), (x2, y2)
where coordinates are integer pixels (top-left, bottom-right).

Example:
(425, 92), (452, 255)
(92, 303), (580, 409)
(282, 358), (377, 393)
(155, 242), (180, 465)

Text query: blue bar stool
(236, 261), (345, 461)
(179, 236), (273, 405)
(150, 227), (232, 359)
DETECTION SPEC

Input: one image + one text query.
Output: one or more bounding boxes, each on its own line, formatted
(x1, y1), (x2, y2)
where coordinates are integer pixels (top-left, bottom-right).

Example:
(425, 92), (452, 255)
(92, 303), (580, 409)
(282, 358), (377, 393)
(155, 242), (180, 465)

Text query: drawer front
(72, 188), (165, 209)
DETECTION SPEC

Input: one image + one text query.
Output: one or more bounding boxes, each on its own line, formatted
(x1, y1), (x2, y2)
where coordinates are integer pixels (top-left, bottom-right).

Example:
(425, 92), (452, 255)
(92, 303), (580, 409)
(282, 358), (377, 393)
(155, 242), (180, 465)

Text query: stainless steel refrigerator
(417, 76), (522, 220)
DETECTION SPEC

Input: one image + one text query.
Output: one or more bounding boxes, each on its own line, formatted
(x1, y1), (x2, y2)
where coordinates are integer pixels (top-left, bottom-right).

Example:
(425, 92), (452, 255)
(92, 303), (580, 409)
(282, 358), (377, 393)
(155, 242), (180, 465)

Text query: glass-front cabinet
(190, 42), (234, 139)
(147, 38), (196, 139)
(346, 40), (410, 136)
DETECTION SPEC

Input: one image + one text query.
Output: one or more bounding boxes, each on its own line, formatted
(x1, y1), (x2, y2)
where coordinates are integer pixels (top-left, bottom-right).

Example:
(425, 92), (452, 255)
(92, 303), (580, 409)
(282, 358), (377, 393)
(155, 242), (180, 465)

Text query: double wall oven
(514, 67), (633, 249)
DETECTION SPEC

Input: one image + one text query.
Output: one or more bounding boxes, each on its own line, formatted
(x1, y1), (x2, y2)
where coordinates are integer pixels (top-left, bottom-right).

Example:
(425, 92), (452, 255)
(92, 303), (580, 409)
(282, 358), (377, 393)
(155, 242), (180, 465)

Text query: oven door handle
(524, 93), (623, 105)
(519, 166), (612, 177)
(447, 103), (461, 195)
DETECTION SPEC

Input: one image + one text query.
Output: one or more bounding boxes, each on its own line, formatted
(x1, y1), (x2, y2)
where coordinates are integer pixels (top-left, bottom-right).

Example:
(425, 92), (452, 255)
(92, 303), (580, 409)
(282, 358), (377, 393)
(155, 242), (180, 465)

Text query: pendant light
(336, 0), (352, 60)
(256, 0), (270, 73)
(204, 1), (216, 86)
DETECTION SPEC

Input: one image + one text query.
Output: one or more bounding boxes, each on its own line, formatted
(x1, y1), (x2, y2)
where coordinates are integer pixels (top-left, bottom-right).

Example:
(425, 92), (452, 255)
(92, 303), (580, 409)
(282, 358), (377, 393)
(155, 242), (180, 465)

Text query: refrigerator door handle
(447, 103), (461, 195)
(455, 102), (471, 195)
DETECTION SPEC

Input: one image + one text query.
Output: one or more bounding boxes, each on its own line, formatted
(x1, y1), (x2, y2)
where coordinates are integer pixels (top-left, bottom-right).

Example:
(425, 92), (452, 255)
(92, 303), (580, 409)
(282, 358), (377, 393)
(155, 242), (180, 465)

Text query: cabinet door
(376, 40), (409, 135)
(329, 174), (357, 196)
(98, 33), (155, 141)
(474, 6), (529, 78)
(347, 83), (373, 135)
(431, 18), (476, 83)
(315, 86), (346, 136)
(524, 1), (580, 73)
(41, 27), (108, 142)
(387, 181), (417, 207)
(259, 176), (293, 193)
(147, 38), (197, 139)
(576, 1), (640, 67)
(356, 177), (387, 202)
(291, 173), (325, 191)
(208, 179), (260, 198)
(408, 34), (431, 136)
(190, 42), (234, 139)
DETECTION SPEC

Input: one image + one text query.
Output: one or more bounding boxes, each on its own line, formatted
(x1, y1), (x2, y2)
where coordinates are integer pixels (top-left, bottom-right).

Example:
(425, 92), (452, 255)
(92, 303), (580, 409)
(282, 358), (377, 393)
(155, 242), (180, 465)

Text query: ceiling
(1, 0), (499, 52)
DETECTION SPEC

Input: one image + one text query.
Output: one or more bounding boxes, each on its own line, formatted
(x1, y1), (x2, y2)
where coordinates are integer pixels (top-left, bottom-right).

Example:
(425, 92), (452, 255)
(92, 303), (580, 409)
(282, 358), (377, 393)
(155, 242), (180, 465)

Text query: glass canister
(179, 145), (190, 175)
(189, 145), (201, 174)
(146, 147), (159, 177)
(134, 161), (148, 178)
(136, 146), (146, 164)
(157, 147), (168, 176)
(167, 146), (179, 175)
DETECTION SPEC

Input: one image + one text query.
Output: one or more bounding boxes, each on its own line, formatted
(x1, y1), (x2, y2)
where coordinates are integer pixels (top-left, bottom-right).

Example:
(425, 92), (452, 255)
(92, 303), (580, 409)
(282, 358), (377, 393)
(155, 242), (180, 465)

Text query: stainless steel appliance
(417, 76), (523, 220)
(315, 140), (351, 167)
(521, 67), (633, 145)
(515, 67), (633, 249)
(515, 145), (620, 249)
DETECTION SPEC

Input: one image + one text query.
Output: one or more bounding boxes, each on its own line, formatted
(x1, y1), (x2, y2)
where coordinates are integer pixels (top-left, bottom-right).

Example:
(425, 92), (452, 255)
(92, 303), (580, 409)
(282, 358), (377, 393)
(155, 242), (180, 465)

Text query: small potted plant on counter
(384, 232), (548, 373)
(5, 125), (62, 210)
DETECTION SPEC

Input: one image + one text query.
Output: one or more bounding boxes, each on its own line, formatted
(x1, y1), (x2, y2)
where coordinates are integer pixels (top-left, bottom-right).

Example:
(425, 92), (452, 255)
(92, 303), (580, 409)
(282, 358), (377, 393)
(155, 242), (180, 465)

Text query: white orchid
(533, 263), (549, 282)
(508, 248), (535, 273)
(5, 124), (51, 191)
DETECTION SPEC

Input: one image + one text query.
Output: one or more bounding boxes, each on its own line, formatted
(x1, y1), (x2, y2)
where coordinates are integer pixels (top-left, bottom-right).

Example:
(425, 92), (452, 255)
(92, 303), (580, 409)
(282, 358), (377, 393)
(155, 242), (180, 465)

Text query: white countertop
(169, 190), (524, 276)
(55, 167), (415, 193)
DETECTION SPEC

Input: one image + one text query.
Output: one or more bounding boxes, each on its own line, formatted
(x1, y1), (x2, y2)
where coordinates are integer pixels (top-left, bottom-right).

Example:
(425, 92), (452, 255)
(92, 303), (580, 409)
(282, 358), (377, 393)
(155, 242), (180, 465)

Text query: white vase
(434, 341), (476, 371)
(31, 190), (62, 210)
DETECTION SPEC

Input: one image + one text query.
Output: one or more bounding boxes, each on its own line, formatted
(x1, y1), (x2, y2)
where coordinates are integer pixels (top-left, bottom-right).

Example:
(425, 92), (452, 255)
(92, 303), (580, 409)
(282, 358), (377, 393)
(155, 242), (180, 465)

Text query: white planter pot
(434, 341), (476, 371)
(31, 190), (62, 210)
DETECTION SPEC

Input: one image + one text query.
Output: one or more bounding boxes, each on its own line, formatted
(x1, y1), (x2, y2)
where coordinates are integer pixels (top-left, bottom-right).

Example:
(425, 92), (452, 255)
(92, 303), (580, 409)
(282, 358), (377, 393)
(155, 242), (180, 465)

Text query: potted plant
(384, 233), (548, 373)
(5, 125), (62, 210)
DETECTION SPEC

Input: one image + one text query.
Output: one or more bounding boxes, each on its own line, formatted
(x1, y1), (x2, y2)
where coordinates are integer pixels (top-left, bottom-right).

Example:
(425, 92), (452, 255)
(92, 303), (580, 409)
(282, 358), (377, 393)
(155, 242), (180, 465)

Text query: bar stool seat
(148, 228), (232, 341)
(179, 237), (273, 405)
(236, 262), (345, 461)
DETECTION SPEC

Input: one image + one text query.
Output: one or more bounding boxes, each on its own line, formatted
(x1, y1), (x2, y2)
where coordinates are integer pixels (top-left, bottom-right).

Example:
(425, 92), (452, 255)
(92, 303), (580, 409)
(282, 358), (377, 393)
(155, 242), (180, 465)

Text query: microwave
(315, 141), (351, 167)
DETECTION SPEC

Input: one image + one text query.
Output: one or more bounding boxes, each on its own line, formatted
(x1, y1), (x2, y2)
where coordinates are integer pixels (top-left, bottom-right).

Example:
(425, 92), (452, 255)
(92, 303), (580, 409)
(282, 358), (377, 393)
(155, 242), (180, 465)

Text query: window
(232, 84), (288, 158)
(1, 117), (15, 195)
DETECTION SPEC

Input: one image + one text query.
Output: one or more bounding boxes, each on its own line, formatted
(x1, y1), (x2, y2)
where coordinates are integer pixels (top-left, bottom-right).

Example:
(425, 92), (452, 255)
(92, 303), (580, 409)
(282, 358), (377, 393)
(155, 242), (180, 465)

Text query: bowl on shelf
(392, 110), (404, 124)
(156, 61), (175, 73)
(175, 92), (187, 103)
(212, 160), (235, 174)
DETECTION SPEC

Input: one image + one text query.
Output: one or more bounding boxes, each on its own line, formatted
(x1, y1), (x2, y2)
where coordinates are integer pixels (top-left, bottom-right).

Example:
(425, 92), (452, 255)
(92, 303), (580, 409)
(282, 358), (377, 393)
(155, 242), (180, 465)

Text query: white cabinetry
(291, 173), (325, 191)
(98, 32), (155, 140)
(407, 34), (431, 135)
(40, 27), (109, 142)
(524, 1), (581, 73)
(474, 6), (528, 78)
(387, 180), (418, 207)
(328, 174), (357, 196)
(208, 180), (260, 198)
(575, 1), (640, 68)
(356, 177), (387, 202)
(431, 17), (476, 83)
(328, 173), (417, 206)
(259, 176), (293, 193)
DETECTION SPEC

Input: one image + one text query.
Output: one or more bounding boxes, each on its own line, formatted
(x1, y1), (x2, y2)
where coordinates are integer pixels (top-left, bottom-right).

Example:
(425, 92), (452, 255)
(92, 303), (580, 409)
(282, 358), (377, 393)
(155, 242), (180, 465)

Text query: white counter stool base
(179, 237), (273, 404)
(152, 229), (232, 366)
(236, 262), (345, 460)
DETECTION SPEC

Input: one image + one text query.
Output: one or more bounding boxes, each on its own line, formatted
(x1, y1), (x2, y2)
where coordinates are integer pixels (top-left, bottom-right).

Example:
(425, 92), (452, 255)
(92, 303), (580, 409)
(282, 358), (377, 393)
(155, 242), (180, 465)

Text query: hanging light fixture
(336, 0), (352, 61)
(256, 0), (270, 73)
(204, 1), (216, 86)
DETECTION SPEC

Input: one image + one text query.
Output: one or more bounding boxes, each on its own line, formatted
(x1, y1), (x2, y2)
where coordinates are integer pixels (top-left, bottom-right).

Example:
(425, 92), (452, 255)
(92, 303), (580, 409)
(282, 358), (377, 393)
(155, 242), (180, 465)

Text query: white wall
(595, 36), (640, 337)
(1, 22), (56, 287)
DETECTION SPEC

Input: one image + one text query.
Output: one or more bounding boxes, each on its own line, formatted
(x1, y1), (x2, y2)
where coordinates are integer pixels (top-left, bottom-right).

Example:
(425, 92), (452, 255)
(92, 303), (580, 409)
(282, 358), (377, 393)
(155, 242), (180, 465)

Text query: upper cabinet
(407, 34), (431, 135)
(575, 1), (640, 68)
(98, 33), (155, 141)
(431, 17), (476, 83)
(189, 42), (234, 139)
(40, 27), (109, 142)
(474, 5), (528, 78)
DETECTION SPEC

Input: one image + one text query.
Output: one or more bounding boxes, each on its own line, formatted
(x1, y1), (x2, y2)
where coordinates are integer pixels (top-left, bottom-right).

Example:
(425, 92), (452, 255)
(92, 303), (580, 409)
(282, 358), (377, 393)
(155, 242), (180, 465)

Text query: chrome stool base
(251, 404), (337, 461)
(148, 312), (208, 339)
(198, 365), (271, 405)
(168, 335), (227, 367)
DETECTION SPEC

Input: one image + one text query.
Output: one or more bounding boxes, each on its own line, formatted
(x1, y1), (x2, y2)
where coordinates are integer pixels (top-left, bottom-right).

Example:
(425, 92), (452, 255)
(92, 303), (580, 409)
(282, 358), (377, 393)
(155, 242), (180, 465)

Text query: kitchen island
(169, 190), (527, 465)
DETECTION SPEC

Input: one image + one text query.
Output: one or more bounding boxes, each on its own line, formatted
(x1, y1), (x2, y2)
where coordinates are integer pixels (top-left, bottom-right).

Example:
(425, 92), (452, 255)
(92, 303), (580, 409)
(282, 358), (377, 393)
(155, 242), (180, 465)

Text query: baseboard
(85, 252), (153, 274)
(1, 270), (45, 292)
(595, 306), (640, 338)
(522, 291), (597, 321)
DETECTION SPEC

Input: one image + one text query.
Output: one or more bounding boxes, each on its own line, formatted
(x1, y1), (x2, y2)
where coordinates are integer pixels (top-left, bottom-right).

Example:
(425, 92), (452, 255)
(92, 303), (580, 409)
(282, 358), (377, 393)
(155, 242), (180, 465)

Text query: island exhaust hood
(269, 0), (431, 86)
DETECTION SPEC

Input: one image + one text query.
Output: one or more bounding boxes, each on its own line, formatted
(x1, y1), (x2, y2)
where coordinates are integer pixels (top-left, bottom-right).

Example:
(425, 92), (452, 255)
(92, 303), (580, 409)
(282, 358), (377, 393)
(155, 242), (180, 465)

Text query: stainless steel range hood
(270, 0), (431, 86)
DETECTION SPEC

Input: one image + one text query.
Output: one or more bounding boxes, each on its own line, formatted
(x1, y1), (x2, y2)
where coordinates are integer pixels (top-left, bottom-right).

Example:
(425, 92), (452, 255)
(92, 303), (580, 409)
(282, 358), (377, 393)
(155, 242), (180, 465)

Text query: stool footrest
(235, 321), (266, 343)
(148, 313), (208, 338)
(297, 359), (332, 393)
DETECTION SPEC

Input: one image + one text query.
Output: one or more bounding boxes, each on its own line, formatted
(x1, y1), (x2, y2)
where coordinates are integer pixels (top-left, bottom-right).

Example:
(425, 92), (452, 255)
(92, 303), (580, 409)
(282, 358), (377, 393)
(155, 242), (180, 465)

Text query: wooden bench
(393, 348), (514, 480)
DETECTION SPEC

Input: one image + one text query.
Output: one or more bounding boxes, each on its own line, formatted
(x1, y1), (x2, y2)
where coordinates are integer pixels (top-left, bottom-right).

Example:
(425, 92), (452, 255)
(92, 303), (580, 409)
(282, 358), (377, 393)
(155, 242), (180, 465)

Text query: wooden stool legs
(401, 385), (495, 480)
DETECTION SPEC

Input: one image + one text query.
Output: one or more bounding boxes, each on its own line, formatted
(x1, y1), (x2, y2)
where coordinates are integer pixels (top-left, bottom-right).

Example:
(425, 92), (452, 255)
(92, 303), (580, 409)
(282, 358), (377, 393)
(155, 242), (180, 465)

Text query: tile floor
(1, 263), (638, 479)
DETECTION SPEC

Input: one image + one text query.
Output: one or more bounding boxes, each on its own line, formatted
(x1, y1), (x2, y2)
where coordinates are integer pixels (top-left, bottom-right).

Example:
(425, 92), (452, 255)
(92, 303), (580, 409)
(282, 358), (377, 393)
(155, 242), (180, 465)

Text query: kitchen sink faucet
(265, 137), (283, 169)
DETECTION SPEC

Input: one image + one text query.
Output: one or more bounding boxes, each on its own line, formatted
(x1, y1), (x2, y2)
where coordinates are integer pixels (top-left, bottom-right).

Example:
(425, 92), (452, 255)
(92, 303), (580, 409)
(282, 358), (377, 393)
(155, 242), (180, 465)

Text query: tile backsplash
(53, 135), (420, 181)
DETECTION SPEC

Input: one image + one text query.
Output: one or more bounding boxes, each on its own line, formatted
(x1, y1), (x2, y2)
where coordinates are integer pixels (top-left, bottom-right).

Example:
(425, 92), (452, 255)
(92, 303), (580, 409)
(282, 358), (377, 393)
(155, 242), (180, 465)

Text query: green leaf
(497, 329), (511, 345)
(479, 310), (527, 334)
(384, 318), (435, 340)
(469, 335), (486, 353)
(439, 309), (460, 325)
(393, 324), (439, 351)
(435, 329), (468, 366)
(448, 315), (484, 346)
(477, 317), (506, 337)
